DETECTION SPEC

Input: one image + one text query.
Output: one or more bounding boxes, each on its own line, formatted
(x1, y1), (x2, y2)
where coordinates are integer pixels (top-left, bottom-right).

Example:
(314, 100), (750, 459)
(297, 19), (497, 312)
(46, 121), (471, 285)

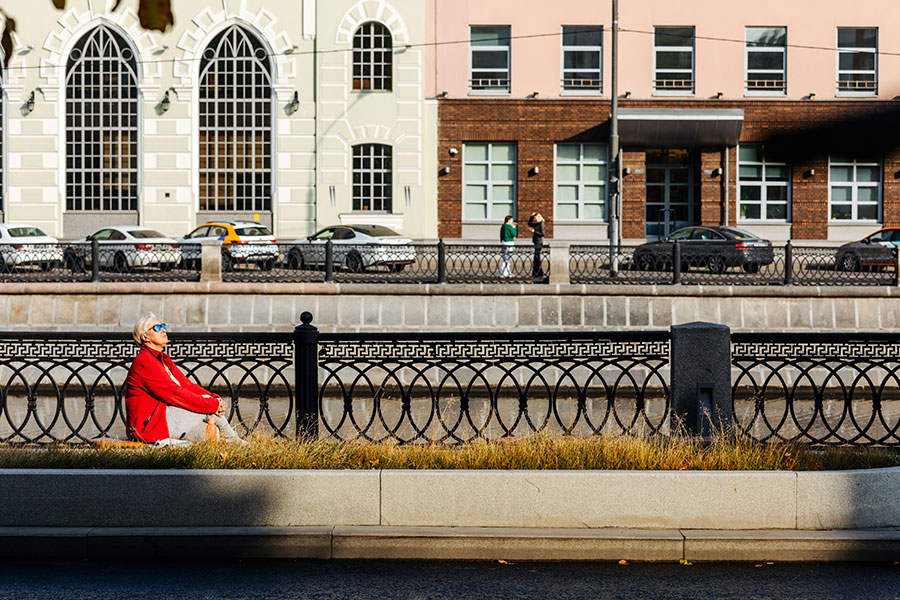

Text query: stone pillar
(548, 242), (570, 284)
(670, 322), (733, 435)
(200, 240), (222, 282)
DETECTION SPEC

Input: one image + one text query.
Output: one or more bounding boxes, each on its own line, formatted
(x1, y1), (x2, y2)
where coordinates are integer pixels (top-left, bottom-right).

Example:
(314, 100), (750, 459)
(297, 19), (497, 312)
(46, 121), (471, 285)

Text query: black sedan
(834, 227), (900, 272)
(633, 226), (775, 273)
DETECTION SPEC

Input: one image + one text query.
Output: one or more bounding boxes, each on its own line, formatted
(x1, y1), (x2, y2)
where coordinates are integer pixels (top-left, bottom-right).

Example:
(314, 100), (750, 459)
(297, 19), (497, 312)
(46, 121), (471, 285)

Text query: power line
(0, 24), (891, 74)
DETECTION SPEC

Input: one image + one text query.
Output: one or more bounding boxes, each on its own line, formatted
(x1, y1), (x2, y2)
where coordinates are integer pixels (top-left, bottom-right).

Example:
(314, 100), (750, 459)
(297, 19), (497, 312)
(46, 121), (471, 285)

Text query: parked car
(834, 227), (900, 272)
(286, 225), (415, 272)
(633, 226), (775, 274)
(178, 222), (279, 271)
(0, 224), (62, 272)
(64, 227), (182, 273)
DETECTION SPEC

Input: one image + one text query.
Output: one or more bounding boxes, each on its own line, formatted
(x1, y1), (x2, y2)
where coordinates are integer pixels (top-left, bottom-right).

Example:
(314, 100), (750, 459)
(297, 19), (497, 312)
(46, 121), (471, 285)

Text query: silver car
(0, 224), (62, 272)
(286, 225), (416, 272)
(64, 226), (182, 273)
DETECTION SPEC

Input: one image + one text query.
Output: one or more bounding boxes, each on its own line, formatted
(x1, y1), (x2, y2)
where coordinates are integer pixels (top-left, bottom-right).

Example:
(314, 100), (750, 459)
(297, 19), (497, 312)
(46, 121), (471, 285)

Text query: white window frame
(469, 26), (511, 95)
(560, 25), (603, 96)
(836, 27), (878, 96)
(352, 21), (393, 92)
(744, 27), (786, 96)
(828, 156), (882, 223)
(352, 144), (392, 212)
(653, 26), (695, 96)
(554, 143), (608, 222)
(462, 142), (517, 222)
(736, 144), (791, 224)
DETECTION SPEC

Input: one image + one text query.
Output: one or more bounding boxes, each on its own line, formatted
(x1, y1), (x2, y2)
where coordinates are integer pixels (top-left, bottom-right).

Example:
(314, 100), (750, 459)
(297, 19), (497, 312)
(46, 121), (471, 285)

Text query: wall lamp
(623, 91), (632, 98)
(712, 167), (723, 177)
(440, 166), (451, 175)
(448, 147), (459, 157)
(529, 166), (540, 175)
(287, 91), (300, 115)
(437, 90), (448, 99)
(715, 91), (724, 99)
(804, 168), (816, 177)
(623, 167), (632, 176)
(808, 92), (816, 100)
(530, 90), (540, 98)
(24, 91), (35, 115)
(159, 90), (171, 114)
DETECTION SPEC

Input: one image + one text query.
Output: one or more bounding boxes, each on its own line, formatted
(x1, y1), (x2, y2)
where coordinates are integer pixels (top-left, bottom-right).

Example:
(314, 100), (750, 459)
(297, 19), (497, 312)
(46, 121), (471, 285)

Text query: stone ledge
(1, 281), (897, 298)
(0, 526), (897, 562)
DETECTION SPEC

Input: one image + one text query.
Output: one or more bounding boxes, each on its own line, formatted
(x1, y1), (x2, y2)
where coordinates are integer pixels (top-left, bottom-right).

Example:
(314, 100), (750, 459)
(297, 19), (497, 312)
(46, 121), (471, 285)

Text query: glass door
(645, 150), (694, 239)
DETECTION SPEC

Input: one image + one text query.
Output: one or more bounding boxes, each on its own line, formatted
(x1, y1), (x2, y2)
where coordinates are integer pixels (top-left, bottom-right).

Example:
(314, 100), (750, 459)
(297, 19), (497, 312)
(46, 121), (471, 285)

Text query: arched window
(65, 25), (139, 211)
(352, 144), (392, 211)
(353, 22), (392, 91)
(199, 25), (273, 213)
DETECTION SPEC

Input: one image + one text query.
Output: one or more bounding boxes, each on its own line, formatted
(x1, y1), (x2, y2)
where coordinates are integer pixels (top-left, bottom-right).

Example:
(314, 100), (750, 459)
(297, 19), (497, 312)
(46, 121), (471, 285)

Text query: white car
(286, 225), (415, 272)
(64, 226), (182, 273)
(0, 224), (62, 272)
(177, 222), (279, 271)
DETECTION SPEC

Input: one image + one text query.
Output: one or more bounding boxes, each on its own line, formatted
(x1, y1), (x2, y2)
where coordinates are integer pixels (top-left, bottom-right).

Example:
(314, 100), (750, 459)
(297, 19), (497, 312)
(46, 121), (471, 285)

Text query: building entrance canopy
(618, 108), (744, 148)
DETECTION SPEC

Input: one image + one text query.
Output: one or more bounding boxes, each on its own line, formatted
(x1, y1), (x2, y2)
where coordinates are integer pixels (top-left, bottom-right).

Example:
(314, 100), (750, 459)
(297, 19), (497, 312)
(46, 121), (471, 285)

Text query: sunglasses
(149, 323), (168, 333)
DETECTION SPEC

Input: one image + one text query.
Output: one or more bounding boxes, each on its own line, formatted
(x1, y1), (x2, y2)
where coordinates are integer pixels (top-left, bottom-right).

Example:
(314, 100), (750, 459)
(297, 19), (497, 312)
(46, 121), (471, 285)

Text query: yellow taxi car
(177, 221), (279, 271)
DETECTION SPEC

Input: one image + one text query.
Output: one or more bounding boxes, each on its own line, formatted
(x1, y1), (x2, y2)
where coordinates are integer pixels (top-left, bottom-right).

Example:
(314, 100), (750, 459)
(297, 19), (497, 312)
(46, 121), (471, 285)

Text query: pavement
(1, 526), (899, 563)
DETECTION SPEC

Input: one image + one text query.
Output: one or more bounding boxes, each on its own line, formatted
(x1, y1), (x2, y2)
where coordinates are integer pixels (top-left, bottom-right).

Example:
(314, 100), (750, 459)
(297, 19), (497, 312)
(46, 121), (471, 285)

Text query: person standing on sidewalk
(499, 215), (517, 277)
(528, 212), (545, 281)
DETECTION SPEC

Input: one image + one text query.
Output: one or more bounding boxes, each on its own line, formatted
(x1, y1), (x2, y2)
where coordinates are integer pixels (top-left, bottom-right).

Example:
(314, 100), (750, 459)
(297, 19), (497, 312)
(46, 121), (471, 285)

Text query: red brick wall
(438, 99), (899, 239)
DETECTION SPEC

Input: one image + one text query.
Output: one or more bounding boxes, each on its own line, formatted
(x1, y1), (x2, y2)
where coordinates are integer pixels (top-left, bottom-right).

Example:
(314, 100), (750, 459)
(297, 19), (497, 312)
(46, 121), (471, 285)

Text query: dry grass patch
(0, 434), (897, 471)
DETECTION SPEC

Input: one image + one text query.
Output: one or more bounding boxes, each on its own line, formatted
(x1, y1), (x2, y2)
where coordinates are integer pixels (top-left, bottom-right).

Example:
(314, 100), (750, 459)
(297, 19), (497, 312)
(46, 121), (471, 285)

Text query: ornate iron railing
(0, 332), (293, 443)
(732, 332), (900, 446)
(316, 330), (670, 443)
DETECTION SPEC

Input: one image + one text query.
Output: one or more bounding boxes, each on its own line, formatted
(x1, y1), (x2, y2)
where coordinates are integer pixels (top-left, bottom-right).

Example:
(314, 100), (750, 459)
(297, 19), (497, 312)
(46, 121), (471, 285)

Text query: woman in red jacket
(125, 313), (240, 443)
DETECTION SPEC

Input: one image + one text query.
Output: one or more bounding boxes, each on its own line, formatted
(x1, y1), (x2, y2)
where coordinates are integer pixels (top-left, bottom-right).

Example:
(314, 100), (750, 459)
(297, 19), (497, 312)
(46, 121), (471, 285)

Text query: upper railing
(0, 240), (896, 287)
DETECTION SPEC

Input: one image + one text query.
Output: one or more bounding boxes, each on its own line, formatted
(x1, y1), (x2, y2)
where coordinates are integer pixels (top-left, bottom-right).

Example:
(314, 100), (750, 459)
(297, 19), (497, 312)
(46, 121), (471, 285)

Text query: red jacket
(124, 345), (220, 442)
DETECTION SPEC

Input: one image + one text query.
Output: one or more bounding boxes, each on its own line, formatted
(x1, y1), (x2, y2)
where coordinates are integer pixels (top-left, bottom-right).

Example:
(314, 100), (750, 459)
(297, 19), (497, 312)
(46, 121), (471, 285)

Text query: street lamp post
(608, 0), (621, 275)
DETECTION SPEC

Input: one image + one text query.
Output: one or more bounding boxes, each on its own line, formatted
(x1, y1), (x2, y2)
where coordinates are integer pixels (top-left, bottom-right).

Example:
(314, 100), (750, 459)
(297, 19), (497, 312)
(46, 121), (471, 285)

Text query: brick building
(428, 0), (900, 242)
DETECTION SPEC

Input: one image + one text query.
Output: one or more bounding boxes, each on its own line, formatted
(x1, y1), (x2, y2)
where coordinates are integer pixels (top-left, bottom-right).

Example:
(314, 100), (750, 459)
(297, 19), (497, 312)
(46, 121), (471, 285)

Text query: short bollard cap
(299, 311), (313, 325)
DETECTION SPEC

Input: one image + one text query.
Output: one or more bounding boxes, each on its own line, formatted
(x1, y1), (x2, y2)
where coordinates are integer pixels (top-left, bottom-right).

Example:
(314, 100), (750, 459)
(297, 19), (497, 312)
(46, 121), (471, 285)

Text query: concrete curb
(3, 468), (900, 530)
(0, 526), (898, 562)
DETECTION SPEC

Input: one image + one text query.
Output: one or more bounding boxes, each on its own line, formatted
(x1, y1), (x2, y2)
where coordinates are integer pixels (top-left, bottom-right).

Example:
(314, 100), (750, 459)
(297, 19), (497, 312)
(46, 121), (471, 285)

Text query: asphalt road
(0, 560), (898, 600)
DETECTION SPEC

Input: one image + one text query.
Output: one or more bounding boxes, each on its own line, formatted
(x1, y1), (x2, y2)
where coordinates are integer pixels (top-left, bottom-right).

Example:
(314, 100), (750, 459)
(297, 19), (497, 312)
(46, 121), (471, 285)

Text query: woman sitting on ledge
(125, 312), (241, 444)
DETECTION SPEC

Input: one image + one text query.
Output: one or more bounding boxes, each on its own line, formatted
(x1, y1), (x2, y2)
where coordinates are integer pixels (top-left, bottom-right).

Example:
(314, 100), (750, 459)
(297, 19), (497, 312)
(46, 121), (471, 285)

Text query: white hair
(133, 312), (160, 345)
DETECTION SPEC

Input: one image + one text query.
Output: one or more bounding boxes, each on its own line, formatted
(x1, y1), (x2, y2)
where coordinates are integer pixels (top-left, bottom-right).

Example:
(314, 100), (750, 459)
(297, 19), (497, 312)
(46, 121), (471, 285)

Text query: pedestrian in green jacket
(500, 215), (516, 277)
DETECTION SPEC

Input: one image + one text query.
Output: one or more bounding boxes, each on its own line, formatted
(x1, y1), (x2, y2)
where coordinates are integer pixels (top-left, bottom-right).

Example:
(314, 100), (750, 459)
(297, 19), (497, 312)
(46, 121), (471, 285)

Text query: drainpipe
(609, 0), (620, 274)
(724, 146), (729, 227)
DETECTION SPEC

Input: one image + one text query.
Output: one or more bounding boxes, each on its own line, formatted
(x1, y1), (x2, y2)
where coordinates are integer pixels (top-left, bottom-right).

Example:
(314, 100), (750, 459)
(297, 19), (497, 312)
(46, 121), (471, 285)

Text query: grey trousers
(166, 405), (240, 442)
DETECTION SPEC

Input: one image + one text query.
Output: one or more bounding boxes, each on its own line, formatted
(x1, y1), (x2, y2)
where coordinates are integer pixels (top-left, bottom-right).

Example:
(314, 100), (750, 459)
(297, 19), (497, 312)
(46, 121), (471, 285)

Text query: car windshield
(351, 225), (401, 237)
(719, 227), (759, 240)
(235, 226), (272, 236)
(129, 230), (166, 239)
(7, 227), (47, 237)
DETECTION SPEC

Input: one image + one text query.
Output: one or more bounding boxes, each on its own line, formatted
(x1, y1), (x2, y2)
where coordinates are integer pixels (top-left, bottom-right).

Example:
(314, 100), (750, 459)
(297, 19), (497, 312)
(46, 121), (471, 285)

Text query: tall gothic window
(353, 22), (392, 91)
(65, 25), (139, 211)
(199, 25), (273, 212)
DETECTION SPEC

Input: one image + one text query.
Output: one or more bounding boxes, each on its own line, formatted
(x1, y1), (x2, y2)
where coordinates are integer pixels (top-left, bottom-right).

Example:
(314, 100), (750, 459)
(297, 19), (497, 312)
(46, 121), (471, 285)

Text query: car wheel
(287, 251), (305, 270)
(159, 262), (174, 272)
(39, 261), (54, 272)
(346, 251), (364, 273)
(64, 252), (84, 273)
(113, 252), (131, 273)
(221, 251), (233, 273)
(387, 263), (406, 273)
(258, 258), (275, 271)
(840, 254), (860, 273)
(0, 257), (8, 274)
(707, 256), (726, 274)
(635, 254), (652, 271)
(742, 263), (760, 274)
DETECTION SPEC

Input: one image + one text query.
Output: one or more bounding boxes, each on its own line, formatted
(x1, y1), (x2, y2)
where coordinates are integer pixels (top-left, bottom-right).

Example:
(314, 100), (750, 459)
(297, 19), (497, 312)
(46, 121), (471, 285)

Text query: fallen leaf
(496, 559), (514, 565)
(753, 564), (763, 568)
(679, 559), (693, 565)
(618, 559), (629, 565)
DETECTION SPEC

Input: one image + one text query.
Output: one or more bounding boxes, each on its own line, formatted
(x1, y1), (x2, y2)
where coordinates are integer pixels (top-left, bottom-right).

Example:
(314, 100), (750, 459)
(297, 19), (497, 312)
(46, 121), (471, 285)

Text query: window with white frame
(745, 27), (786, 94)
(352, 144), (392, 211)
(353, 22), (392, 91)
(561, 26), (602, 93)
(463, 143), (516, 220)
(198, 25), (273, 213)
(653, 26), (694, 93)
(65, 25), (139, 211)
(470, 26), (510, 93)
(837, 27), (877, 94)
(737, 144), (790, 221)
(829, 156), (881, 221)
(555, 143), (608, 220)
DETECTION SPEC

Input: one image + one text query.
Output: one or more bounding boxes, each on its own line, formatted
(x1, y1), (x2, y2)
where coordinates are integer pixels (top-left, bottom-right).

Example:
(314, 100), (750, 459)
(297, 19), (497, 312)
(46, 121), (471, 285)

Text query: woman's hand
(216, 399), (227, 416)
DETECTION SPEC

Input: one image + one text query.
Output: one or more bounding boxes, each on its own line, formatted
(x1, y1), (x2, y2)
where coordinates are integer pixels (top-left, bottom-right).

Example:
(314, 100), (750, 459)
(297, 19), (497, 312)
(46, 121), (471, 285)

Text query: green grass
(0, 434), (898, 471)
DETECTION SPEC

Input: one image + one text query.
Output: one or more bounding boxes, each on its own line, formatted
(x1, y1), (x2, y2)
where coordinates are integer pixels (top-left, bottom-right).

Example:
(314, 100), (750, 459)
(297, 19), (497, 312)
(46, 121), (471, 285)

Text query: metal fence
(571, 243), (898, 286)
(4, 320), (900, 446)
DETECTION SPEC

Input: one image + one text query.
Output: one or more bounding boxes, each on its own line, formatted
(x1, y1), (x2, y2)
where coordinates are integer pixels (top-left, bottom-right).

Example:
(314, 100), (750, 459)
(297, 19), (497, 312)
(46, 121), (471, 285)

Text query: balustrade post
(294, 311), (320, 439)
(784, 241), (793, 286)
(437, 239), (447, 283)
(548, 242), (570, 284)
(90, 239), (100, 282)
(200, 240), (222, 282)
(672, 241), (682, 284)
(670, 322), (734, 436)
(894, 246), (900, 287)
(324, 240), (334, 282)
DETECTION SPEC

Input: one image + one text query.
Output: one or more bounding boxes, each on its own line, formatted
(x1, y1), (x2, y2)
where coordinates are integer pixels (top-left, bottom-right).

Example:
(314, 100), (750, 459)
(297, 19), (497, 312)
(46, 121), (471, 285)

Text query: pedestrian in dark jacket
(528, 212), (545, 280)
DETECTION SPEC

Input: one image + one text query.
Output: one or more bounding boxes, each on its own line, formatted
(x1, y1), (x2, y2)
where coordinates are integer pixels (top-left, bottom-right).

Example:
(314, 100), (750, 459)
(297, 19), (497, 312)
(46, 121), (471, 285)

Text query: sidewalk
(2, 526), (898, 562)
